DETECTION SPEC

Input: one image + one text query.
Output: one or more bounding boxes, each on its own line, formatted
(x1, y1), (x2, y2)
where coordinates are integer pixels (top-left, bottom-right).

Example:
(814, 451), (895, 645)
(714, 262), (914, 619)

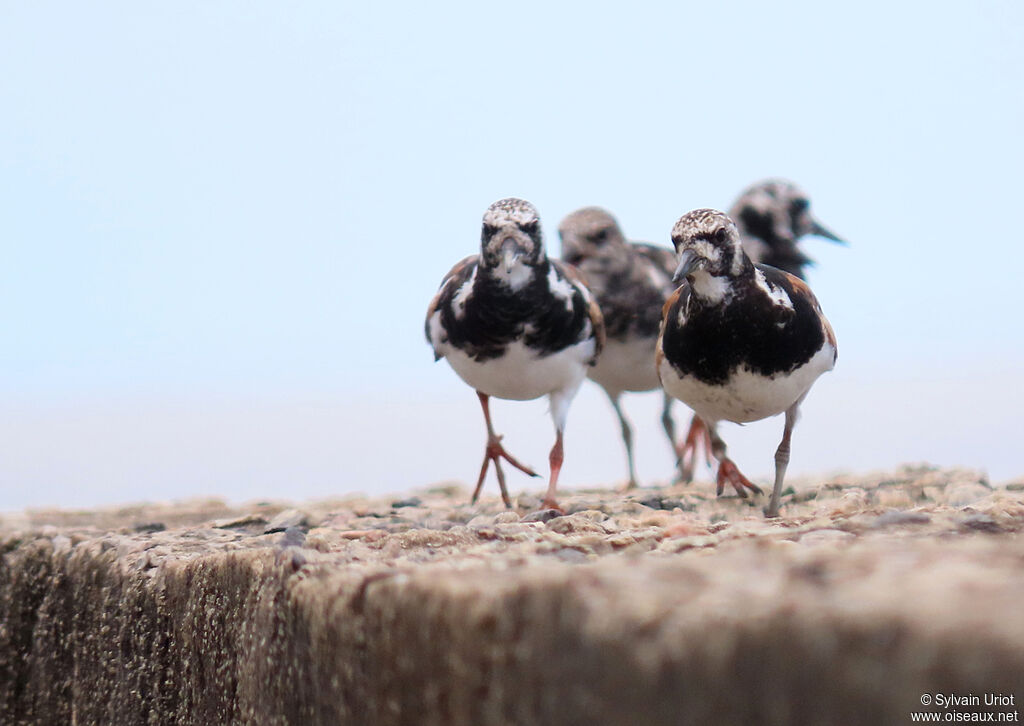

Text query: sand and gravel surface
(2, 465), (1023, 725)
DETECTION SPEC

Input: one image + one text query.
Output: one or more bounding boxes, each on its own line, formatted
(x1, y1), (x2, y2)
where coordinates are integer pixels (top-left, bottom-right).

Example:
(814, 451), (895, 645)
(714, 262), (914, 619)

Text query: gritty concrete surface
(2, 465), (1023, 725)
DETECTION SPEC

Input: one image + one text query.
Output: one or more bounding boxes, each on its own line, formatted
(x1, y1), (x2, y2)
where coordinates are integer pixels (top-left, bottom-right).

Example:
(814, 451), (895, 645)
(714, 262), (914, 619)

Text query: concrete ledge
(3, 466), (1023, 724)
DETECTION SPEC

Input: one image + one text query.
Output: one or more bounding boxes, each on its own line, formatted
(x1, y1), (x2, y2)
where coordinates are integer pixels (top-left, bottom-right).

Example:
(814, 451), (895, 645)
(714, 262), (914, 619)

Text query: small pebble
(958, 513), (1001, 533)
(551, 548), (588, 563)
(134, 522), (166, 533)
(278, 526), (307, 549)
(945, 484), (991, 507)
(265, 509), (309, 534)
(636, 495), (689, 511)
(547, 514), (607, 535)
(212, 514), (268, 530)
(522, 509), (561, 523)
(391, 497), (423, 509)
(872, 510), (931, 528)
(799, 529), (857, 545)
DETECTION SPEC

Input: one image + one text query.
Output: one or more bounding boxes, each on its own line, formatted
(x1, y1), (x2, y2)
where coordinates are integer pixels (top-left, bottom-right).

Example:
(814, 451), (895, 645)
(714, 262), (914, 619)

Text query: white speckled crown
(483, 198), (540, 228)
(671, 209), (736, 242)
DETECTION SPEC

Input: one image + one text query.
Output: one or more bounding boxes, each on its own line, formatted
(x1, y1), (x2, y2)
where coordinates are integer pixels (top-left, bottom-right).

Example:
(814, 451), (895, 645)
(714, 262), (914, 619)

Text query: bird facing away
(657, 209), (837, 517)
(426, 198), (605, 510)
(729, 178), (846, 278)
(558, 207), (684, 487)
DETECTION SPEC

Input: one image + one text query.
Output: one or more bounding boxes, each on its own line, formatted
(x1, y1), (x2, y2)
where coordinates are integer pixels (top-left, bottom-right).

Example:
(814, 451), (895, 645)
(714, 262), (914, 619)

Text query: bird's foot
(716, 458), (763, 498)
(618, 478), (639, 492)
(540, 498), (564, 513)
(485, 435), (539, 478)
(472, 435), (539, 508)
(674, 461), (696, 485)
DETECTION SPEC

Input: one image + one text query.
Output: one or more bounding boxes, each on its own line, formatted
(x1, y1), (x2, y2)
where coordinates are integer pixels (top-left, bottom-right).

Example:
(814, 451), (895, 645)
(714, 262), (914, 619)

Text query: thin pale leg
(706, 422), (763, 498)
(471, 391), (539, 508)
(661, 392), (677, 455)
(766, 402), (800, 518)
(661, 393), (686, 481)
(606, 390), (638, 489)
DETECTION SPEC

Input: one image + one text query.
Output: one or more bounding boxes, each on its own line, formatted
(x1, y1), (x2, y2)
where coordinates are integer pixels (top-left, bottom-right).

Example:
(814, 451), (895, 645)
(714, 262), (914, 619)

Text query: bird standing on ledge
(558, 207), (682, 488)
(677, 180), (847, 482)
(657, 209), (837, 517)
(426, 198), (605, 511)
(559, 183), (846, 489)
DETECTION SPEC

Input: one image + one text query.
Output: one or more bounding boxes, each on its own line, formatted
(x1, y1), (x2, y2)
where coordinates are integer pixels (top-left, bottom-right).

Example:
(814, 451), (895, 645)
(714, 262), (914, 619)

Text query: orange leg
(471, 392), (539, 508)
(541, 430), (565, 512)
(706, 423), (763, 498)
(716, 458), (763, 498)
(675, 415), (713, 483)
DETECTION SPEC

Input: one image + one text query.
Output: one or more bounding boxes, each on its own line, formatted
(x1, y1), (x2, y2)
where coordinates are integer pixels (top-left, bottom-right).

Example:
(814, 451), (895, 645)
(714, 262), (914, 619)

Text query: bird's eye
(715, 227), (730, 243)
(520, 220), (539, 236)
(482, 223), (498, 238)
(590, 229), (609, 245)
(790, 198), (810, 215)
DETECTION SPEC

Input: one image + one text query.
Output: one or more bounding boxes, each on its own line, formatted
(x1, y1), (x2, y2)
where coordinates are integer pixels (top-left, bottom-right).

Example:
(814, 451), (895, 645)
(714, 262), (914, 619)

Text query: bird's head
(557, 207), (628, 267)
(670, 209), (751, 284)
(730, 179), (846, 273)
(480, 198), (545, 281)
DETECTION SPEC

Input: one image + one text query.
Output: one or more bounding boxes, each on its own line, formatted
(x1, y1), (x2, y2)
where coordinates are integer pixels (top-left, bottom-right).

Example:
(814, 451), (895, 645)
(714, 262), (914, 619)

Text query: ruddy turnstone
(656, 209), (837, 518)
(426, 198), (605, 510)
(558, 207), (683, 487)
(730, 178), (846, 278)
(676, 180), (847, 479)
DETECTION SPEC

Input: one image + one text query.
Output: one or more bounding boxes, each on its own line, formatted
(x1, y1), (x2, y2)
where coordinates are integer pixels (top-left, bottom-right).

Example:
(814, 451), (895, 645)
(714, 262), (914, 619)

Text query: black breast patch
(436, 260), (593, 362)
(660, 265), (826, 385)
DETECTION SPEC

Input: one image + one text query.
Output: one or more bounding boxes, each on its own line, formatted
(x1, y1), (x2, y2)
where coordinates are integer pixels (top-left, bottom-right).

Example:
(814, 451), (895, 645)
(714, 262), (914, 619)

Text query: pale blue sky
(2, 2), (1023, 509)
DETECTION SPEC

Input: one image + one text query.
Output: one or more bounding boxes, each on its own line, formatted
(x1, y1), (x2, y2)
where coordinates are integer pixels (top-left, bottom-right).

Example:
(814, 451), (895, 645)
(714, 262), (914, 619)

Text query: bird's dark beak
(810, 218), (847, 245)
(672, 250), (701, 284)
(500, 238), (522, 271)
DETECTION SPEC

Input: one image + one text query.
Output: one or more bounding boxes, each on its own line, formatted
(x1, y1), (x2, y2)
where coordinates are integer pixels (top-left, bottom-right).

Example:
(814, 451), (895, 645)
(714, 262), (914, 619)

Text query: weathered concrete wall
(2, 466), (1023, 725)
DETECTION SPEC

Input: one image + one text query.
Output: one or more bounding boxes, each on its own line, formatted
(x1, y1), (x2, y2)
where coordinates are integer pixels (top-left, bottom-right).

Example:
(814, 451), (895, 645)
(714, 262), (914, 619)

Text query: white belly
(587, 337), (661, 395)
(658, 343), (835, 423)
(443, 338), (595, 401)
